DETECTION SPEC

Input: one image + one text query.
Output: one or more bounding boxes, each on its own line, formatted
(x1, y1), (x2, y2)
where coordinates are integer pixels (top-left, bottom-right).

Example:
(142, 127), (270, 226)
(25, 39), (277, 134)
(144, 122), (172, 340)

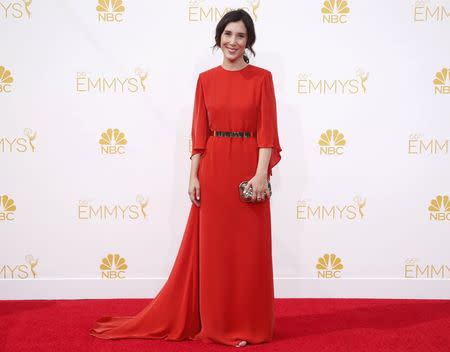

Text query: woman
(90, 9), (282, 348)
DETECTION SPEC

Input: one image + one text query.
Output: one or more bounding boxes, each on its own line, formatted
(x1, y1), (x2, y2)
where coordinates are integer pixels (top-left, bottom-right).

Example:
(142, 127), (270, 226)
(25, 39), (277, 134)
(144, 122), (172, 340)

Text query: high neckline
(219, 64), (251, 72)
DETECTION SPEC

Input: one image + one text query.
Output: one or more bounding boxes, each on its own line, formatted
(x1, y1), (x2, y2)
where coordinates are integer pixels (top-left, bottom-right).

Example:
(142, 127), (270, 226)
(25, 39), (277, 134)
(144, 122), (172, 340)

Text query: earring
(243, 48), (249, 64)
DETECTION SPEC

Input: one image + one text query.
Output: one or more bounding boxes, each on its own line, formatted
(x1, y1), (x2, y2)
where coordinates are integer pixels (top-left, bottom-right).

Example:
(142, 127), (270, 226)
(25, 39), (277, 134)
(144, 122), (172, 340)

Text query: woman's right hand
(189, 176), (201, 207)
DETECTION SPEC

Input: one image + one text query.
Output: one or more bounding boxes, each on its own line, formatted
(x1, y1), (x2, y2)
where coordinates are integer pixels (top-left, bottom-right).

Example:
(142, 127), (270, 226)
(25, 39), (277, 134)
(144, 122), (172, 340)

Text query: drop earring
(243, 48), (249, 64)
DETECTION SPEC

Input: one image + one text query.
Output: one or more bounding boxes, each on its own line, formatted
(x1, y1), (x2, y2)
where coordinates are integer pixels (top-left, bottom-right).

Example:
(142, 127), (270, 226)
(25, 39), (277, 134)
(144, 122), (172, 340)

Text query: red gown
(90, 64), (282, 346)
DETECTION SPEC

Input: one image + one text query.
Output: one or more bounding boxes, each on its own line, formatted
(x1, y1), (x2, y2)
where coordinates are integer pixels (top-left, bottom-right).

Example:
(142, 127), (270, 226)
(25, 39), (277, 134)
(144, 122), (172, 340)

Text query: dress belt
(210, 130), (255, 138)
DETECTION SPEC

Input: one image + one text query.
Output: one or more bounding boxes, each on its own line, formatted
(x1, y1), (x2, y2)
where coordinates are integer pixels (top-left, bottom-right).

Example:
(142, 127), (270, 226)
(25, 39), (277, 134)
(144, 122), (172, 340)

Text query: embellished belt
(210, 130), (255, 138)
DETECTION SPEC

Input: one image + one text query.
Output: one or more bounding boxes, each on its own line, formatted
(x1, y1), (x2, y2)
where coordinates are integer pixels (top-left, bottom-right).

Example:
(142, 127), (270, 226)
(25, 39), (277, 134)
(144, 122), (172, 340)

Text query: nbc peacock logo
(319, 129), (346, 155)
(96, 0), (125, 22)
(100, 253), (128, 279)
(0, 66), (14, 93)
(316, 253), (344, 278)
(321, 0), (349, 24)
(187, 0), (260, 22)
(0, 195), (16, 221)
(433, 68), (450, 94)
(428, 195), (450, 221)
(99, 128), (127, 154)
(0, 0), (32, 20)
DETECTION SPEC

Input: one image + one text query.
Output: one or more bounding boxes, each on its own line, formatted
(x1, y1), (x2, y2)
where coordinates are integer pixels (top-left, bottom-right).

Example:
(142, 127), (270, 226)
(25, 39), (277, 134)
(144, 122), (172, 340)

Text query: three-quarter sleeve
(257, 71), (282, 177)
(190, 74), (210, 160)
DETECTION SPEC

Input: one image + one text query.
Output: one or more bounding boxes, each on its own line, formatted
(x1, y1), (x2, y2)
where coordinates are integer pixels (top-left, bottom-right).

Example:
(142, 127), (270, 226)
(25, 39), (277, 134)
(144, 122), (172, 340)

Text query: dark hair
(212, 9), (256, 64)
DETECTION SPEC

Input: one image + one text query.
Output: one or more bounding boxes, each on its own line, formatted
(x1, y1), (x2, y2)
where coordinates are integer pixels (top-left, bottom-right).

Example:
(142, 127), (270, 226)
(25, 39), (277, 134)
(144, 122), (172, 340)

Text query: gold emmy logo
(404, 258), (450, 279)
(136, 195), (149, 219)
(413, 1), (450, 22)
(0, 255), (38, 279)
(433, 68), (450, 94)
(0, 0), (32, 20)
(297, 196), (366, 221)
(0, 128), (37, 153)
(316, 253), (344, 278)
(298, 69), (368, 95)
(0, 66), (13, 93)
(321, 0), (349, 23)
(428, 195), (450, 221)
(0, 195), (16, 221)
(96, 0), (125, 22)
(319, 129), (346, 155)
(99, 128), (127, 154)
(188, 0), (260, 22)
(76, 68), (148, 93)
(100, 253), (128, 279)
(134, 68), (148, 91)
(78, 195), (149, 221)
(408, 134), (449, 155)
(246, 0), (260, 20)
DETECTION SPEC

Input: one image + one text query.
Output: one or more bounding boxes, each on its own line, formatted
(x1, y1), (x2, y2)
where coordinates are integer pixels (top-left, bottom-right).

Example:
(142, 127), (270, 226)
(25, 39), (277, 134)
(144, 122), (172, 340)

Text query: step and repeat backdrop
(1, 1), (449, 299)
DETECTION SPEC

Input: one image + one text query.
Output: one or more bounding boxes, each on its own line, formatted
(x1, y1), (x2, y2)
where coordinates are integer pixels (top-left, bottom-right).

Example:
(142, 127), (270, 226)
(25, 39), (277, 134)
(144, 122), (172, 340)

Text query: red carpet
(1, 298), (449, 351)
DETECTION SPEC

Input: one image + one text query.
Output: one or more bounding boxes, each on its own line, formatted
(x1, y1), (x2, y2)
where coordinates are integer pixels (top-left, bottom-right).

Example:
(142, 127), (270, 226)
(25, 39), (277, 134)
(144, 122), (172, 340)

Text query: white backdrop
(1, 0), (449, 299)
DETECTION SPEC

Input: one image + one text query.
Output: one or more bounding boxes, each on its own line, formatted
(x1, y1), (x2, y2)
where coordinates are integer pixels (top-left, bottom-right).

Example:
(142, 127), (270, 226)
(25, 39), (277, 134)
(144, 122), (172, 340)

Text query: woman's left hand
(243, 173), (270, 202)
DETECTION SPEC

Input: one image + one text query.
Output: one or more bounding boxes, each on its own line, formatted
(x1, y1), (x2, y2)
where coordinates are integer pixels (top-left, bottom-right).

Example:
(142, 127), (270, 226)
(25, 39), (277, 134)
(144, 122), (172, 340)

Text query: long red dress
(89, 63), (282, 346)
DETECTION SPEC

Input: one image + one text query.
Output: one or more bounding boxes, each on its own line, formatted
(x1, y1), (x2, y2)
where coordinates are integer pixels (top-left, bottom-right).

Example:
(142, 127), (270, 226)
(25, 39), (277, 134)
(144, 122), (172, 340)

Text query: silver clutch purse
(239, 180), (272, 202)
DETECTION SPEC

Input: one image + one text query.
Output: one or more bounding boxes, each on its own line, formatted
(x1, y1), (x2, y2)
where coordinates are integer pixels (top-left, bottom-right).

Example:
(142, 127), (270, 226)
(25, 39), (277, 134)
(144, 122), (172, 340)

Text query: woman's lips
(226, 46), (238, 54)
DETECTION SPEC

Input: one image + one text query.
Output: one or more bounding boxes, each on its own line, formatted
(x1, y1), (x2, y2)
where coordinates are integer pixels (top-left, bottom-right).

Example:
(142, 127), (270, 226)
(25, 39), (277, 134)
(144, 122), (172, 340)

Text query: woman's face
(220, 20), (248, 63)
